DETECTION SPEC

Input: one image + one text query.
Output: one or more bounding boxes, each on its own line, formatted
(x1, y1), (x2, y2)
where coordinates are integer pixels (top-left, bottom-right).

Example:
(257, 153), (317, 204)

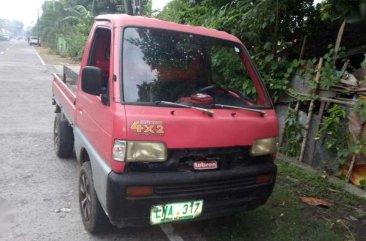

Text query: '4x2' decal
(130, 120), (165, 136)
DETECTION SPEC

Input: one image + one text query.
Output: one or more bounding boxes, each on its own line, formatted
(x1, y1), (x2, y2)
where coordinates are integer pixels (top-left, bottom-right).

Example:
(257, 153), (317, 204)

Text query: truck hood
(124, 105), (278, 149)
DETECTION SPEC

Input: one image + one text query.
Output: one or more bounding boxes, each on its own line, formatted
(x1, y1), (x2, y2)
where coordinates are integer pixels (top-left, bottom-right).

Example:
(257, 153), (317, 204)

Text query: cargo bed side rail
(52, 73), (77, 125)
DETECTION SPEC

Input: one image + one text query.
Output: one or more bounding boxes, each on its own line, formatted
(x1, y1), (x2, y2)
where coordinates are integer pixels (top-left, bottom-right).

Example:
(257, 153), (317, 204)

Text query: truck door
(76, 25), (114, 165)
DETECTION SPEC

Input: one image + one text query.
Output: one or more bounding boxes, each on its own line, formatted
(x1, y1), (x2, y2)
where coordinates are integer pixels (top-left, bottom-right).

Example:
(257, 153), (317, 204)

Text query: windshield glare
(122, 27), (270, 108)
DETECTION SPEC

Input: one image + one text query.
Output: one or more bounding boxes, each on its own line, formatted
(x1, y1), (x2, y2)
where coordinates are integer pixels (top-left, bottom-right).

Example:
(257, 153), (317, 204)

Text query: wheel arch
(79, 148), (90, 166)
(73, 126), (111, 212)
(54, 112), (74, 158)
(55, 104), (61, 113)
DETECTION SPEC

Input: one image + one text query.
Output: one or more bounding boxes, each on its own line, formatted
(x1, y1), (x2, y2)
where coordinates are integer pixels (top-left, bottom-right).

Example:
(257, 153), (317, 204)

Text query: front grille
(155, 176), (257, 196)
(171, 147), (258, 171)
(125, 146), (268, 172)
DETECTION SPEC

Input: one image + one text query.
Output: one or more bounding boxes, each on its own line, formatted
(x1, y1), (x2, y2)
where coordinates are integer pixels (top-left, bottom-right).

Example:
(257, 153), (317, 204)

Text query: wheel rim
(80, 173), (92, 221)
(54, 118), (59, 148)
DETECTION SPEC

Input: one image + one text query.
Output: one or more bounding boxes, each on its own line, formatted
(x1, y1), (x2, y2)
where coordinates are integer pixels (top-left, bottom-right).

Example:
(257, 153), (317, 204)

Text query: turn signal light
(256, 174), (273, 184)
(113, 140), (126, 162)
(126, 186), (154, 197)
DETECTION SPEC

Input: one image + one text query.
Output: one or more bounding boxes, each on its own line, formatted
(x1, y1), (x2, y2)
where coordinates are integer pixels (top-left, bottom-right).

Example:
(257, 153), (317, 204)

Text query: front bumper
(106, 161), (276, 227)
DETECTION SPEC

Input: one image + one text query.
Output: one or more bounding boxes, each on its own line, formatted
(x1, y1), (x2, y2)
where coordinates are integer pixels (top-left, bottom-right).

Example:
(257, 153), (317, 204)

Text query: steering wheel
(197, 85), (254, 105)
(197, 85), (228, 95)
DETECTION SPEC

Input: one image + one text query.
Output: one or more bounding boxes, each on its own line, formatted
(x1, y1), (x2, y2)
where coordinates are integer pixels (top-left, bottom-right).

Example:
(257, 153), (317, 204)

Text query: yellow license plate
(150, 200), (203, 225)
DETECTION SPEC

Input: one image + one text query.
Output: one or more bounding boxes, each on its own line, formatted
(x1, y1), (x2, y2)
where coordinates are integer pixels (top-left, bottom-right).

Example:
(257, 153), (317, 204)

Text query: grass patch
(196, 160), (366, 241)
(34, 46), (79, 65)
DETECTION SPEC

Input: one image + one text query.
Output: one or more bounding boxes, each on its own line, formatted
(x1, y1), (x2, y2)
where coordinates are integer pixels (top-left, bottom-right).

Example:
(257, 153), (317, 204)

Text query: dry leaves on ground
(300, 196), (332, 208)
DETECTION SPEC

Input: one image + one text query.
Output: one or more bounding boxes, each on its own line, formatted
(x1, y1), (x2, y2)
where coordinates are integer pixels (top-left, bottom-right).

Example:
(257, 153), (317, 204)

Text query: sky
(0, 0), (172, 28)
(0, 0), (45, 27)
(152, 0), (172, 12)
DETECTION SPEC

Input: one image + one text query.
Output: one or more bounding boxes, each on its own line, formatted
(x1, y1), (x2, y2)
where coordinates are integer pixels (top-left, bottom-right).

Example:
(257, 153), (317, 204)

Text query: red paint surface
(124, 105), (278, 148)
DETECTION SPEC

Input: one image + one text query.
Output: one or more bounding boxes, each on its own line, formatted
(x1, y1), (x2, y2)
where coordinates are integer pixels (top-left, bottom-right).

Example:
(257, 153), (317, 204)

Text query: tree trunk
(272, 0), (279, 58)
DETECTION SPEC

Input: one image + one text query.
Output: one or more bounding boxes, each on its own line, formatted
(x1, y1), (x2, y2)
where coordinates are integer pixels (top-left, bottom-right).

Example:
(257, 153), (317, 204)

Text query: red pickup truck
(52, 14), (279, 233)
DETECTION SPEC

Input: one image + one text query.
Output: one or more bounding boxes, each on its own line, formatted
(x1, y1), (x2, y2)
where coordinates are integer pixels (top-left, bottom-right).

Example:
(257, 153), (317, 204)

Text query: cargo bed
(52, 65), (80, 124)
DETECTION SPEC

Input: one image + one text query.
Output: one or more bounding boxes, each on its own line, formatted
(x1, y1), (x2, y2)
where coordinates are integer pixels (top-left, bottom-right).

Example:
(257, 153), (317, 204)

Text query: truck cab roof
(95, 14), (242, 44)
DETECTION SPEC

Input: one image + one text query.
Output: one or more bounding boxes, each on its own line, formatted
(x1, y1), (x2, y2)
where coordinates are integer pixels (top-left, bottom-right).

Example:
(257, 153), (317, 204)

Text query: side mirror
(81, 66), (102, 96)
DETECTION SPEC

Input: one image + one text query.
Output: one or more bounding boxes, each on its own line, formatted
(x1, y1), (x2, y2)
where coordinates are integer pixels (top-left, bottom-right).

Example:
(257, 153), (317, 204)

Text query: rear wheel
(79, 162), (110, 233)
(54, 113), (74, 158)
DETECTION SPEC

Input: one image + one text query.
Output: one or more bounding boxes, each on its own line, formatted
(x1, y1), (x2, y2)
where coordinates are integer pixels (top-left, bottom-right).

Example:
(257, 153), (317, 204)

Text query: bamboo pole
(346, 155), (357, 181)
(346, 118), (365, 182)
(320, 97), (354, 106)
(309, 101), (327, 166)
(281, 36), (308, 149)
(295, 36), (308, 113)
(299, 36), (308, 61)
(334, 20), (346, 63)
(298, 58), (323, 163)
(287, 93), (355, 106)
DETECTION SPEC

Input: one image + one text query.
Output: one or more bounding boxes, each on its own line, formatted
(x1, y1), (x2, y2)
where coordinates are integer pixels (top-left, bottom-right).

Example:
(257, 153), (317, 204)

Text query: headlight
(126, 141), (167, 162)
(250, 138), (278, 156)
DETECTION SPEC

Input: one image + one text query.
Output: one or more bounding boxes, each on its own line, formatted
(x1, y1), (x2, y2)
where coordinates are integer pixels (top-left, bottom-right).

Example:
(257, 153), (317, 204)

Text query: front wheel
(79, 162), (110, 233)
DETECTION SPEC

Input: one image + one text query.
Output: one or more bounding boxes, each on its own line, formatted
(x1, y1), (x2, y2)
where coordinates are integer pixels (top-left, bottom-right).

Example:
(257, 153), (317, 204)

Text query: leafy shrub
(282, 107), (304, 157)
(65, 28), (88, 60)
(315, 104), (348, 153)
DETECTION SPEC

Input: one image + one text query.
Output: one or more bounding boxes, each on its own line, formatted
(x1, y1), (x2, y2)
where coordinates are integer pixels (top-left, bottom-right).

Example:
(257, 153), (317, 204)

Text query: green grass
(196, 160), (366, 241)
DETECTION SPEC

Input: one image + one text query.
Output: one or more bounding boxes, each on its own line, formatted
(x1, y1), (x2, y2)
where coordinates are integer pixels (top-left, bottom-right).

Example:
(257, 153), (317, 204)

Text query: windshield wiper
(155, 101), (214, 117)
(211, 104), (265, 117)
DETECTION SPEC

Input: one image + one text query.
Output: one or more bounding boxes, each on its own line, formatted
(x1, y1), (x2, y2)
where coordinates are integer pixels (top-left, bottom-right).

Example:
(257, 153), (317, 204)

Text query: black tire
(54, 113), (74, 158)
(79, 162), (110, 233)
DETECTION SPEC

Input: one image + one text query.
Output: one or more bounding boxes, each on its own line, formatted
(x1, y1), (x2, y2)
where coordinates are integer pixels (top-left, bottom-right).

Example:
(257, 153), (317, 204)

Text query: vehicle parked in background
(29, 36), (40, 46)
(0, 33), (10, 41)
(52, 14), (279, 233)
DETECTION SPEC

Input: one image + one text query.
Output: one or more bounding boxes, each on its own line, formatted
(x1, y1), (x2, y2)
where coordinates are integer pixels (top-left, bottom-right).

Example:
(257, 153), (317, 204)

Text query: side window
(87, 27), (111, 104)
(88, 28), (111, 81)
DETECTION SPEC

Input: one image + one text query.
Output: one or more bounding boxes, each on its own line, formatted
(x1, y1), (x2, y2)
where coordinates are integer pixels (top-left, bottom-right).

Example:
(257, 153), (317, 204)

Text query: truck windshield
(122, 27), (271, 108)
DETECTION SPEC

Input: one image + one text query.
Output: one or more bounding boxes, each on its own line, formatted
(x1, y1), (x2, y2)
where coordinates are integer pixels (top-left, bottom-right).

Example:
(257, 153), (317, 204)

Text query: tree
(37, 0), (153, 59)
(63, 5), (93, 25)
(61, 5), (93, 58)
(321, 0), (366, 23)
(38, 0), (67, 49)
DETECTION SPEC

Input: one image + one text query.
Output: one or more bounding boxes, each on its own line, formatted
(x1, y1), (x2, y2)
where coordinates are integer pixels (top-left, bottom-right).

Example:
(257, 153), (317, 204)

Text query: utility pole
(123, 0), (144, 16)
(138, 0), (144, 16)
(92, 0), (96, 16)
(124, 0), (133, 15)
(135, 0), (144, 15)
(37, 8), (40, 45)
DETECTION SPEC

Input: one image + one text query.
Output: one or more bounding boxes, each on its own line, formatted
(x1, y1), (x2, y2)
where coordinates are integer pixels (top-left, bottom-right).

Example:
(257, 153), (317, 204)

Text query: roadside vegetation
(34, 0), (152, 59)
